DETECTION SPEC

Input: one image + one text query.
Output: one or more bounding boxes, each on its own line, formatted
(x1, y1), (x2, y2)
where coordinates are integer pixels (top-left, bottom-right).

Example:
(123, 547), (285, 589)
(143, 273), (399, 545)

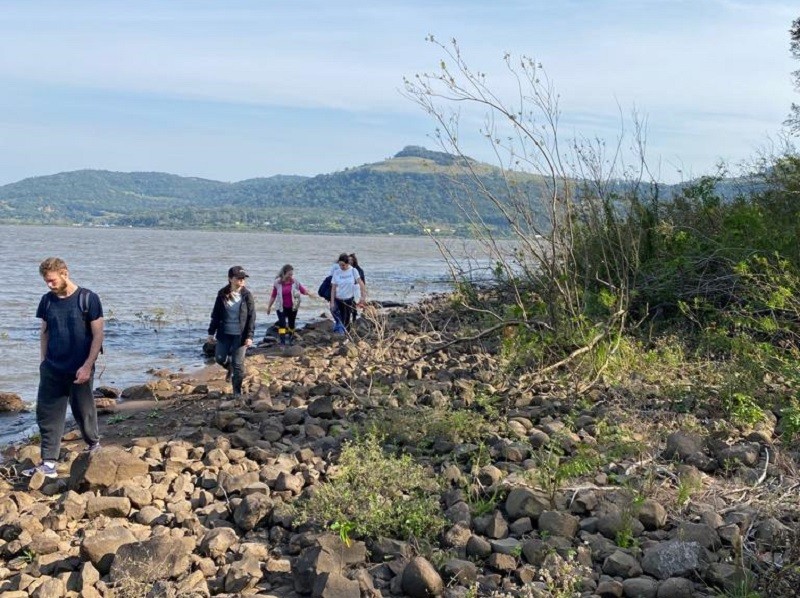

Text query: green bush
(298, 434), (446, 543)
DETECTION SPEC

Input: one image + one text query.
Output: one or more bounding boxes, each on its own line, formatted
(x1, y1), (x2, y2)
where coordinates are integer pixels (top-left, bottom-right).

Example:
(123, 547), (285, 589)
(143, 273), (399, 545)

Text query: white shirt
(330, 265), (361, 300)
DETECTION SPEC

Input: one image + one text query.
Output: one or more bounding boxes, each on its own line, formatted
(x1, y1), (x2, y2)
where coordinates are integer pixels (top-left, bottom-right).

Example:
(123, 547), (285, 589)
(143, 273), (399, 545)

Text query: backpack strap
(79, 288), (104, 355)
(78, 288), (90, 320)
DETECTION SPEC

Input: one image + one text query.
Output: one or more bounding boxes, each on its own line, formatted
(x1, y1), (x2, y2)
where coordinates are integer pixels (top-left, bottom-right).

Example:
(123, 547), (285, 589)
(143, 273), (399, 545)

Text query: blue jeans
(37, 362), (99, 461)
(214, 333), (247, 394)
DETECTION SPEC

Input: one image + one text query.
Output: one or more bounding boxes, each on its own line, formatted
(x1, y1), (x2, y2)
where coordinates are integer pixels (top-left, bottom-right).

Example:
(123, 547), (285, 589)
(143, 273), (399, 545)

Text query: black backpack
(318, 275), (333, 301)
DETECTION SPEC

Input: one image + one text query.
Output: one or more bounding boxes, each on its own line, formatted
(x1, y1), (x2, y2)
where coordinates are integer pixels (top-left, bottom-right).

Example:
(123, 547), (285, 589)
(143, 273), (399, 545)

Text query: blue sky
(0, 1), (796, 185)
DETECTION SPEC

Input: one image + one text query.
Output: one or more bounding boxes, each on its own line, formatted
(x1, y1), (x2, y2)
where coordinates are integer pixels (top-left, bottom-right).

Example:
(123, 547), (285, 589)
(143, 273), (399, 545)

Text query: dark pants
(37, 362), (99, 461)
(335, 298), (357, 330)
(277, 308), (298, 342)
(214, 333), (247, 394)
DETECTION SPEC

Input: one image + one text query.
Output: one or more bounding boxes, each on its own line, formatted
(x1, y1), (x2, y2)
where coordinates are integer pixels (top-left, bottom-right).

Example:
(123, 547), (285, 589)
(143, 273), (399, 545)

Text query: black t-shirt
(36, 288), (103, 374)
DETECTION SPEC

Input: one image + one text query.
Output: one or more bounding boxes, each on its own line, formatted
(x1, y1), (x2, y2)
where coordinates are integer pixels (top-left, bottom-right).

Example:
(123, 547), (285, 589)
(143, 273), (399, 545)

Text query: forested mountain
(0, 147), (549, 235)
(0, 146), (752, 235)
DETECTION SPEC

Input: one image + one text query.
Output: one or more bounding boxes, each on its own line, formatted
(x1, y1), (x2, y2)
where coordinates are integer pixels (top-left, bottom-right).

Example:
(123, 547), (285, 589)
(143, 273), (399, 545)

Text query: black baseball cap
(228, 266), (249, 279)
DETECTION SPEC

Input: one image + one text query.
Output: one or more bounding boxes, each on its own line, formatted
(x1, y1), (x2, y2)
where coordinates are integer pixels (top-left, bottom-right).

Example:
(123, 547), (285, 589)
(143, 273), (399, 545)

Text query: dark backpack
(43, 288), (103, 354)
(318, 275), (333, 301)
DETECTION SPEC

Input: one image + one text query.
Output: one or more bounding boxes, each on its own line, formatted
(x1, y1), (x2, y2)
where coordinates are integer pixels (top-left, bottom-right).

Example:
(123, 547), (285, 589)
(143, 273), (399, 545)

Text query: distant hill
(0, 146), (758, 235)
(0, 147), (551, 235)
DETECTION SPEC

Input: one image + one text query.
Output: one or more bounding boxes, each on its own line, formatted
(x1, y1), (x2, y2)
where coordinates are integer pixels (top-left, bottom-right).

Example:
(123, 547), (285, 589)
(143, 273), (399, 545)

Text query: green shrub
(298, 434), (446, 543)
(364, 405), (496, 451)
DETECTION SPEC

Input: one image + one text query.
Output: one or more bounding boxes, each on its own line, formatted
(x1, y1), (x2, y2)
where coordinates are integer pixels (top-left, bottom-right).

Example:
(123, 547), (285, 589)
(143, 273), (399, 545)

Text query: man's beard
(53, 280), (68, 295)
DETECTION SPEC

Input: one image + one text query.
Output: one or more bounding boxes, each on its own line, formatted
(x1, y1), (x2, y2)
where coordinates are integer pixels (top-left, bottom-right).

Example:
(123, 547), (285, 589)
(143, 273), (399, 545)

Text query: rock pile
(0, 297), (797, 597)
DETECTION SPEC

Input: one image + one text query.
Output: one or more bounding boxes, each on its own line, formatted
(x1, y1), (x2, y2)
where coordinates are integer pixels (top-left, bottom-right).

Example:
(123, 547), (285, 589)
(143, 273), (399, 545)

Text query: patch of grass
(676, 470), (703, 509)
(526, 440), (602, 506)
(298, 433), (446, 543)
(107, 413), (132, 425)
(466, 486), (505, 517)
(722, 392), (765, 427)
(364, 405), (496, 452)
(780, 403), (800, 440)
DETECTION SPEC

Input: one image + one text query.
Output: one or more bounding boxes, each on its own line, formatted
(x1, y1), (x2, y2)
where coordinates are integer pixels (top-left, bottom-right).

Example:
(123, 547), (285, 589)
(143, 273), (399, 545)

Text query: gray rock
(521, 537), (547, 566)
(754, 517), (790, 549)
(489, 537), (522, 555)
(55, 491), (86, 522)
(538, 510), (579, 538)
(308, 396), (335, 419)
(466, 535), (492, 559)
(109, 535), (195, 584)
(233, 492), (273, 531)
(603, 549), (643, 578)
(134, 505), (166, 526)
(641, 541), (710, 580)
(444, 501), (471, 526)
(401, 557), (444, 597)
(638, 499), (667, 531)
(69, 447), (149, 491)
(477, 465), (504, 487)
(487, 552), (517, 572)
(715, 442), (761, 468)
(570, 489), (599, 514)
(663, 432), (703, 461)
(442, 559), (478, 585)
(483, 510), (509, 539)
(622, 576), (658, 598)
(442, 522), (472, 548)
(200, 527), (239, 559)
(670, 522), (720, 550)
(85, 496), (131, 519)
(505, 486), (551, 520)
(0, 392), (25, 412)
(656, 576), (695, 598)
(120, 383), (157, 401)
(704, 563), (753, 594)
(312, 572), (360, 597)
(224, 556), (263, 593)
(31, 577), (65, 598)
(509, 516), (534, 536)
(528, 429), (550, 448)
(80, 526), (138, 574)
(597, 508), (645, 541)
(596, 579), (624, 597)
(368, 537), (411, 561)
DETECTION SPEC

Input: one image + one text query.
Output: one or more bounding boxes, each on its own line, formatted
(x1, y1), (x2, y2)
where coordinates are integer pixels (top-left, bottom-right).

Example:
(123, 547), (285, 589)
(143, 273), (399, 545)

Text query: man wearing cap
(207, 266), (256, 397)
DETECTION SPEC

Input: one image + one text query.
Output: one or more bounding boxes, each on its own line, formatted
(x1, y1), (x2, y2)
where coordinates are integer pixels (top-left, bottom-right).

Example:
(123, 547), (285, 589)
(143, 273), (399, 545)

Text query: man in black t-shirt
(23, 257), (104, 479)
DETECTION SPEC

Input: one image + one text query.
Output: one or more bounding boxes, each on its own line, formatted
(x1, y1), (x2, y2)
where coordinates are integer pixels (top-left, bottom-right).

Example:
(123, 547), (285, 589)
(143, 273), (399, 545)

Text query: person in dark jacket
(207, 265), (256, 397)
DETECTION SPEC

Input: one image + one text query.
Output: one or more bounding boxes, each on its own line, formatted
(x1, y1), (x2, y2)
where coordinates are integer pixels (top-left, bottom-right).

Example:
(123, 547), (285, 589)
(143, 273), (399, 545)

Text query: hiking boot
(225, 363), (232, 382)
(85, 442), (101, 453)
(22, 463), (58, 479)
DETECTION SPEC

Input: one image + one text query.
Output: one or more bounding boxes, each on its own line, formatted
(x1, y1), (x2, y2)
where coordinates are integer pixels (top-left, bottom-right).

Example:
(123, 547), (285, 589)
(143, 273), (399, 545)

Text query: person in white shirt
(329, 252), (366, 332)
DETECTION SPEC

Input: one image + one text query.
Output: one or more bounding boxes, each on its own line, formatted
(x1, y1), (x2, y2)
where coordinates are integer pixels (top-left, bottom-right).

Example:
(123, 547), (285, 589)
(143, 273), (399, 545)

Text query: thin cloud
(0, 1), (796, 184)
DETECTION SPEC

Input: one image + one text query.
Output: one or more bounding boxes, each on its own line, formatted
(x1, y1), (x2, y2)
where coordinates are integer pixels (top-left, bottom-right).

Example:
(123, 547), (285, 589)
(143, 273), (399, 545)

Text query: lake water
(0, 225), (496, 446)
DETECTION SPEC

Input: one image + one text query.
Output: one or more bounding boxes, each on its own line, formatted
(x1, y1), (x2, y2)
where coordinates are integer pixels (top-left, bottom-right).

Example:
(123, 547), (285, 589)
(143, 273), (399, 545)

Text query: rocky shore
(0, 296), (798, 597)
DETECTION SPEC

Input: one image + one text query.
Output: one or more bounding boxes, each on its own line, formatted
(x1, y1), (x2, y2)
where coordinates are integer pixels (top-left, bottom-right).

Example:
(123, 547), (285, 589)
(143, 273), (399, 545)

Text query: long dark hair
(348, 253), (360, 268)
(277, 264), (294, 280)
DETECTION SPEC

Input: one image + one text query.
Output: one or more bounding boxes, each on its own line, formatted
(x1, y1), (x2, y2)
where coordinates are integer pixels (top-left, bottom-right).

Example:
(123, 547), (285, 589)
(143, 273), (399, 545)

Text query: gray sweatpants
(36, 362), (99, 461)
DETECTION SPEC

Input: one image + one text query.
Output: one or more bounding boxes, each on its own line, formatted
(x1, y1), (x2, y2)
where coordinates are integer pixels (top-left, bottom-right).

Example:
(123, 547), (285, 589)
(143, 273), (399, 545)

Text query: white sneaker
(21, 463), (57, 478)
